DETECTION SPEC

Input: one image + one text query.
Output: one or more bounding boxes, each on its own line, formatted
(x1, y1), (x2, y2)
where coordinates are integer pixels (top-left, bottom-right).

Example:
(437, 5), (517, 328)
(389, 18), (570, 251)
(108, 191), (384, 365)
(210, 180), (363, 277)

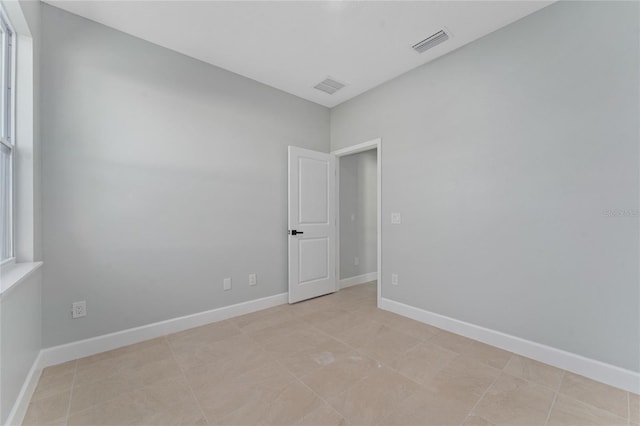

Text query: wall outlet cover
(72, 301), (86, 319)
(249, 273), (257, 286)
(223, 277), (232, 291)
(391, 274), (399, 286)
(391, 212), (401, 224)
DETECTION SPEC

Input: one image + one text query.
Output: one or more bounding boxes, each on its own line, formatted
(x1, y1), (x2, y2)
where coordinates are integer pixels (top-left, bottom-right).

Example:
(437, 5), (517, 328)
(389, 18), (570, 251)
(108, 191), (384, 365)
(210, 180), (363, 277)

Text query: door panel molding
(288, 146), (336, 303)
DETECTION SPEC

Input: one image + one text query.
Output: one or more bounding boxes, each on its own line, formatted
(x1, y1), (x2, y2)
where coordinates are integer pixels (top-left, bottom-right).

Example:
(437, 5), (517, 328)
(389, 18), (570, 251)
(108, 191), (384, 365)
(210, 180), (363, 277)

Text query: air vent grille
(412, 30), (449, 53)
(314, 78), (345, 95)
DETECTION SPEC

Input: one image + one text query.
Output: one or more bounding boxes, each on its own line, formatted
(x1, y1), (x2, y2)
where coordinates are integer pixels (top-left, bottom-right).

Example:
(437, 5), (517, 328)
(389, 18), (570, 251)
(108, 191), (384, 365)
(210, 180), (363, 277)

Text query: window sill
(0, 261), (43, 298)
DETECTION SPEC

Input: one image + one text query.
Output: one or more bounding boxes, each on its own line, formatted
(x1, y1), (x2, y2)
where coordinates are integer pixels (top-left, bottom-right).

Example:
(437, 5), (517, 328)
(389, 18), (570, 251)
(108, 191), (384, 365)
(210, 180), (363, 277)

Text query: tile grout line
(53, 340), (186, 421)
(222, 291), (602, 426)
(284, 360), (354, 426)
(43, 287), (599, 426)
(165, 335), (211, 426)
(301, 299), (509, 394)
(236, 309), (356, 424)
(459, 358), (506, 426)
(301, 296), (428, 352)
(285, 292), (527, 424)
(302, 313), (455, 409)
(376, 347), (456, 390)
(282, 296), (475, 424)
(250, 293), (399, 425)
(303, 305), (432, 387)
(543, 370), (565, 426)
(359, 293), (636, 421)
(334, 297), (583, 407)
(63, 360), (78, 426)
(38, 287), (631, 426)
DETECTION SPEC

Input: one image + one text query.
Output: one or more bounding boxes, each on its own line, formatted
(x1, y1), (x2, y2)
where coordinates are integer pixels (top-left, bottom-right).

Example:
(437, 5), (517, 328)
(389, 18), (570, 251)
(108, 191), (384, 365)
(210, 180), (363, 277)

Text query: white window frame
(0, 4), (15, 267)
(0, 0), (42, 297)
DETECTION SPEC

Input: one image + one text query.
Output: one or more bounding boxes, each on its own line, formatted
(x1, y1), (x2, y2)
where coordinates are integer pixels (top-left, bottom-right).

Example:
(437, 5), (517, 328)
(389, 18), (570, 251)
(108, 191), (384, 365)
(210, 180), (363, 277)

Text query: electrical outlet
(72, 301), (86, 319)
(391, 212), (401, 224)
(354, 257), (359, 266)
(249, 273), (257, 286)
(391, 274), (399, 286)
(223, 277), (232, 291)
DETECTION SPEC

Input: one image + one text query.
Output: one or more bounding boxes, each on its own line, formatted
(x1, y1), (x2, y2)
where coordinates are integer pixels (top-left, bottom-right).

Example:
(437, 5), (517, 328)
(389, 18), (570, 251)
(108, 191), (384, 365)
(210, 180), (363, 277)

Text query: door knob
(289, 230), (304, 235)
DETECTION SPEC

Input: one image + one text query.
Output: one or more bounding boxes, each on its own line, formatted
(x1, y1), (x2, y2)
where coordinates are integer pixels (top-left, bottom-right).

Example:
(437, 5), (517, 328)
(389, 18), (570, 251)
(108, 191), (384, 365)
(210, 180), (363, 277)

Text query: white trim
(5, 292), (288, 426)
(379, 297), (640, 394)
(2, 0), (38, 263)
(39, 292), (288, 368)
(339, 272), (378, 289)
(0, 260), (41, 296)
(332, 139), (380, 157)
(0, 1), (31, 37)
(0, 4), (15, 264)
(4, 352), (42, 426)
(331, 138), (382, 305)
(0, 255), (15, 268)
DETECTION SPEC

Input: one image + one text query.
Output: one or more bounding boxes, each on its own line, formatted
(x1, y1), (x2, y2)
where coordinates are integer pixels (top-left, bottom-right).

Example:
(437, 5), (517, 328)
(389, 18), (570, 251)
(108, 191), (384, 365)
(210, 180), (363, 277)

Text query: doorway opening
(332, 139), (381, 306)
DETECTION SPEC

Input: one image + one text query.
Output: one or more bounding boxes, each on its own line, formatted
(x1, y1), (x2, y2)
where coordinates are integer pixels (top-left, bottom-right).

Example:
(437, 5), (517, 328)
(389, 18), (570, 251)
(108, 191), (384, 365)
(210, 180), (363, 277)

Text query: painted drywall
(331, 1), (639, 372)
(339, 150), (377, 279)
(0, 269), (42, 425)
(40, 5), (329, 347)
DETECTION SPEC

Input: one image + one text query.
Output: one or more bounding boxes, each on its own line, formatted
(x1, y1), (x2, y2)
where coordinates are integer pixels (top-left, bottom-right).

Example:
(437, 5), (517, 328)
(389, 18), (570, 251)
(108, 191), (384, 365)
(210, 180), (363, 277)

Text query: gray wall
(339, 150), (377, 279)
(41, 5), (329, 347)
(0, 269), (42, 425)
(331, 1), (639, 372)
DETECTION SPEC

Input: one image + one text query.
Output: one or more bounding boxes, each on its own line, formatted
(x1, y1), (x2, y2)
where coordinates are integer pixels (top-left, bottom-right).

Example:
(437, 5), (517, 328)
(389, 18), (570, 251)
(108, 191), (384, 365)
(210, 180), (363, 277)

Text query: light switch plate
(391, 212), (401, 224)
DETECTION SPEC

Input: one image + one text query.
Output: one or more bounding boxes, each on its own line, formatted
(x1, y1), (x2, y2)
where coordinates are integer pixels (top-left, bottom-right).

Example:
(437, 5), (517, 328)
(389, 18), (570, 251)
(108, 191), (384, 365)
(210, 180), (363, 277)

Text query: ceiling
(44, 1), (553, 108)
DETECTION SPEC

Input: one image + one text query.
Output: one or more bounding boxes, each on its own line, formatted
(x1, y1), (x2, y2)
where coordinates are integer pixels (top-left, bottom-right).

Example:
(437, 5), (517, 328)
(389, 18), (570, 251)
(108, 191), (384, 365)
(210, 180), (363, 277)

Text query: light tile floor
(24, 282), (639, 426)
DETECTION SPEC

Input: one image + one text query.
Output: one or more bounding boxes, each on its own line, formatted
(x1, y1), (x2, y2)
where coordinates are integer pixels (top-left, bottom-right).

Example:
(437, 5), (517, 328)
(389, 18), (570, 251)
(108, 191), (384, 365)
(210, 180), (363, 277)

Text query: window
(0, 10), (13, 264)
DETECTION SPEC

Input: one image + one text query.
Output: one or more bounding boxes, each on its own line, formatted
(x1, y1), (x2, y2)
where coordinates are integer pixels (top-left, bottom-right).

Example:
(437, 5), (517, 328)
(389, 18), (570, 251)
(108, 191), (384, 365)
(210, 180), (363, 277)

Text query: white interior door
(288, 146), (336, 303)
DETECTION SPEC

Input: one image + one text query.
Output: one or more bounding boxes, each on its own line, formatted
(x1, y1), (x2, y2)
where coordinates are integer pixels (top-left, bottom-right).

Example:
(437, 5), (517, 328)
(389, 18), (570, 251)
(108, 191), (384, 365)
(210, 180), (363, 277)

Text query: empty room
(0, 0), (638, 425)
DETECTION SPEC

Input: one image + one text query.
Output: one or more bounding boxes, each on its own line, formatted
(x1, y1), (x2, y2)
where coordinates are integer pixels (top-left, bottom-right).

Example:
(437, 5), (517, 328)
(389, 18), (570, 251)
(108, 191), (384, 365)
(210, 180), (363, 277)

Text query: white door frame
(331, 138), (382, 306)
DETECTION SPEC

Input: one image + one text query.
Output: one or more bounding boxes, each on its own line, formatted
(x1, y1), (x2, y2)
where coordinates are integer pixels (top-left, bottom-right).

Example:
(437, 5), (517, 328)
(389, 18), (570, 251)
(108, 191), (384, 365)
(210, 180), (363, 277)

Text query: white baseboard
(11, 292), (636, 426)
(340, 272), (377, 289)
(379, 298), (640, 394)
(4, 352), (42, 426)
(39, 292), (288, 369)
(6, 292), (288, 426)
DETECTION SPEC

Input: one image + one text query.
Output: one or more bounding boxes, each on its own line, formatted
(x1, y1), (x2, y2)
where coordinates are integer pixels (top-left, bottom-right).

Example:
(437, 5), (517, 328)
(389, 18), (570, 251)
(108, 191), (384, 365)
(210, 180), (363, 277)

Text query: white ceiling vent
(314, 78), (345, 95)
(412, 30), (449, 53)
